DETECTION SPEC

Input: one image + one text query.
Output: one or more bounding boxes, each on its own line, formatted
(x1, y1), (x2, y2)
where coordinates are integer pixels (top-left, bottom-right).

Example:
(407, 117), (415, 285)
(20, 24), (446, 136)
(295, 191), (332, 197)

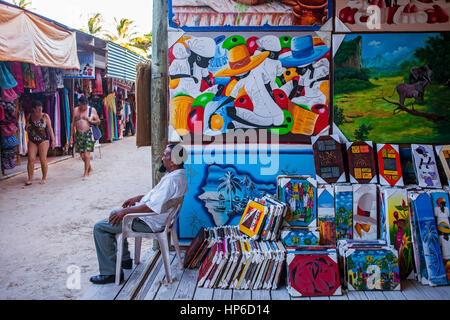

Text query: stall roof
(106, 41), (149, 83)
(0, 0), (80, 69)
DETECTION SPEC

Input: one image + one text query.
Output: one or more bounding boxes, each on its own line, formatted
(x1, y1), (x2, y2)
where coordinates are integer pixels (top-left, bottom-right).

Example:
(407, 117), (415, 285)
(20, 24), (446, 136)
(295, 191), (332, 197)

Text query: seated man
(90, 144), (188, 285)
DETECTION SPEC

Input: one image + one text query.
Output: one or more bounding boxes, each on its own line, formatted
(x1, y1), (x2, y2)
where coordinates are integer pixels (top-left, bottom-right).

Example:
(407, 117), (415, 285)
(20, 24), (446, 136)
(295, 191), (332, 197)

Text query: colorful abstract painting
(353, 184), (378, 241)
(169, 0), (332, 30)
(318, 185), (336, 245)
(287, 251), (342, 297)
(411, 192), (447, 286)
(383, 188), (415, 280)
(335, 185), (353, 240)
(430, 191), (450, 283)
(335, 0), (450, 32)
(411, 144), (442, 189)
(277, 176), (317, 227)
(377, 143), (404, 187)
(345, 248), (400, 291)
(346, 141), (378, 184)
(179, 144), (316, 240)
(312, 135), (346, 184)
(281, 227), (320, 247)
(333, 33), (450, 144)
(169, 32), (331, 144)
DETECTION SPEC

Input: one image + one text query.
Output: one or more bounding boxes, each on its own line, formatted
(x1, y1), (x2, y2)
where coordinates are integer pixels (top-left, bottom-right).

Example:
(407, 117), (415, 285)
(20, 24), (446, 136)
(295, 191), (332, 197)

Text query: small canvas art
(346, 141), (378, 184)
(377, 144), (404, 187)
(410, 192), (447, 286)
(435, 145), (450, 185)
(277, 176), (317, 228)
(383, 188), (415, 280)
(312, 135), (346, 184)
(335, 185), (353, 240)
(429, 191), (450, 283)
(239, 201), (267, 239)
(281, 227), (320, 248)
(345, 248), (401, 291)
(353, 184), (378, 241)
(318, 185), (336, 245)
(286, 251), (342, 297)
(411, 144), (442, 189)
(399, 147), (417, 185)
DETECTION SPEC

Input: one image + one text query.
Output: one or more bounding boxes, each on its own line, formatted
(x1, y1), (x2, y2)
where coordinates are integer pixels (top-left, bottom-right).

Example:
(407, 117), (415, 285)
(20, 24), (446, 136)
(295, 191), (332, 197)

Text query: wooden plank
(270, 286), (291, 301)
(400, 280), (428, 300)
(346, 290), (368, 300)
(153, 252), (186, 300)
(252, 290), (271, 301)
(194, 287), (214, 300)
(310, 296), (330, 300)
(429, 285), (450, 300)
(363, 291), (388, 300)
(173, 268), (199, 300)
(232, 290), (252, 300)
(413, 281), (449, 300)
(136, 255), (164, 300)
(213, 289), (233, 300)
(142, 253), (176, 300)
(115, 250), (159, 300)
(81, 268), (134, 300)
(382, 290), (406, 300)
(329, 292), (349, 300)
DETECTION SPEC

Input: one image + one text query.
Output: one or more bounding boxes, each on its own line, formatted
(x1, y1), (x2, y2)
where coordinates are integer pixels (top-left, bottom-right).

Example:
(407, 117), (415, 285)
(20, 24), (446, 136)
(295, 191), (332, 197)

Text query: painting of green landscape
(333, 33), (450, 143)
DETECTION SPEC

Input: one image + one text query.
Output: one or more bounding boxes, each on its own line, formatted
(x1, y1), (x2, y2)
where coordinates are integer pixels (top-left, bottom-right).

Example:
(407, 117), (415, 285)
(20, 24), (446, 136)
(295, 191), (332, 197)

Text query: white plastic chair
(91, 140), (102, 160)
(115, 196), (184, 285)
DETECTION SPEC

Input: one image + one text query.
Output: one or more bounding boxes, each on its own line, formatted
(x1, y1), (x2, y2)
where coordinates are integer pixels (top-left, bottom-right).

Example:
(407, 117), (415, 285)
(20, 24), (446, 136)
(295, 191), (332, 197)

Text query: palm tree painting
(421, 221), (446, 283)
(217, 171), (242, 212)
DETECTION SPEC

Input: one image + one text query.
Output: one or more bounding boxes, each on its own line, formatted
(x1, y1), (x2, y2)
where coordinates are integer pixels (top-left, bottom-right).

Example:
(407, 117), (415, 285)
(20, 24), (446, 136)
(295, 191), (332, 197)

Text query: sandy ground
(0, 137), (153, 300)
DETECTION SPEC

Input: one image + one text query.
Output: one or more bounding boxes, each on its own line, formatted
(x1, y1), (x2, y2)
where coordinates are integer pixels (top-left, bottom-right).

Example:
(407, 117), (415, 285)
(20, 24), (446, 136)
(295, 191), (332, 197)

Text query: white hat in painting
(185, 37), (216, 58)
(256, 35), (282, 52)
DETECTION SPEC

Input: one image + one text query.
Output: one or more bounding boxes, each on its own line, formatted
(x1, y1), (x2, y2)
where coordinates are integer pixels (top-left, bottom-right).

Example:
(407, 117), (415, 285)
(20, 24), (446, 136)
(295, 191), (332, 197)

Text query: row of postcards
(197, 226), (286, 291)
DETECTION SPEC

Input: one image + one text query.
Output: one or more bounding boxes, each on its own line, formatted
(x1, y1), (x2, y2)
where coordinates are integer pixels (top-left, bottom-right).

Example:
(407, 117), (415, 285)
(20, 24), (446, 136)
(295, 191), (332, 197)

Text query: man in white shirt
(90, 144), (188, 285)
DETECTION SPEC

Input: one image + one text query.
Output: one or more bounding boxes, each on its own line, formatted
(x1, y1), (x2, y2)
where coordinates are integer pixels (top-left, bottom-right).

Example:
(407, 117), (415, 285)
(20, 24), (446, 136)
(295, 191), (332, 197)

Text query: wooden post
(151, 0), (169, 187)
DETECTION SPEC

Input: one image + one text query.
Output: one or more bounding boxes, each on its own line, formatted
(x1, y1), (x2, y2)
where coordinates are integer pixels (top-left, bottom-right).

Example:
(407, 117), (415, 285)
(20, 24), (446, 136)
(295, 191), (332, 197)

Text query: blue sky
(345, 33), (438, 60)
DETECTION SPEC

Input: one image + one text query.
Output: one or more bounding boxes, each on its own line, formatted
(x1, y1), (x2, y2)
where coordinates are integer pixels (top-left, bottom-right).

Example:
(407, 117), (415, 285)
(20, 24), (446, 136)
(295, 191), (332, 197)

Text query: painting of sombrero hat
(214, 35), (270, 78)
(280, 35), (329, 68)
(354, 193), (377, 225)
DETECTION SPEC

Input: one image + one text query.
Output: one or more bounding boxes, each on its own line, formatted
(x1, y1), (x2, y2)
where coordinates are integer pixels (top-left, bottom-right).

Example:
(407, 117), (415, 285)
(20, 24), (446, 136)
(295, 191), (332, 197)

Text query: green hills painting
(333, 33), (450, 143)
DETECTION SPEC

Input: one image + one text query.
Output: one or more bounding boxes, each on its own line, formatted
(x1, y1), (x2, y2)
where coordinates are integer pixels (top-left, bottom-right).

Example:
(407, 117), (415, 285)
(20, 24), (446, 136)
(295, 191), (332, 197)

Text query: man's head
(161, 144), (187, 173)
(79, 96), (88, 108)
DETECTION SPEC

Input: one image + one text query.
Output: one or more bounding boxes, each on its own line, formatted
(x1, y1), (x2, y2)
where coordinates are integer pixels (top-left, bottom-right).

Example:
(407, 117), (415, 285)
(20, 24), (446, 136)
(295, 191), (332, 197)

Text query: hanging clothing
(54, 91), (61, 148)
(31, 65), (45, 93)
(17, 110), (27, 156)
(10, 62), (24, 94)
(92, 69), (103, 96)
(64, 89), (71, 146)
(21, 63), (36, 89)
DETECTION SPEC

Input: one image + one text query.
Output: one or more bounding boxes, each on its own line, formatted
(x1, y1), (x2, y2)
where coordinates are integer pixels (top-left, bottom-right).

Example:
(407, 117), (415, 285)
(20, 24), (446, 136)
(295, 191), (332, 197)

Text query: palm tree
(82, 13), (104, 36)
(105, 18), (149, 57)
(12, 0), (33, 9)
(217, 171), (242, 211)
(131, 32), (152, 58)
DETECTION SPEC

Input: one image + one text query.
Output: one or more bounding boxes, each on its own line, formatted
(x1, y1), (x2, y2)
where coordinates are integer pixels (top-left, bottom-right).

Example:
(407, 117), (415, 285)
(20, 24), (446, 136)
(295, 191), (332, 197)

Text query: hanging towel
(10, 62), (24, 94)
(0, 62), (18, 89)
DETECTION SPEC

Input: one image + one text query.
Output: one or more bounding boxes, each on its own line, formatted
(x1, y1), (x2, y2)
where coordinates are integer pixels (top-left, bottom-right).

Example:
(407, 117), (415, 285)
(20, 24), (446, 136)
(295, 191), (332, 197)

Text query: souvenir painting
(410, 192), (447, 286)
(169, 0), (332, 30)
(383, 188), (415, 280)
(335, 185), (353, 240)
(318, 185), (336, 245)
(377, 143), (404, 187)
(277, 176), (317, 228)
(312, 135), (346, 184)
(346, 141), (377, 184)
(169, 32), (331, 144)
(345, 248), (400, 291)
(429, 191), (450, 283)
(352, 184), (378, 241)
(411, 144), (442, 189)
(435, 145), (450, 185)
(399, 146), (417, 185)
(281, 227), (320, 248)
(335, 0), (450, 32)
(333, 33), (450, 144)
(286, 251), (342, 297)
(239, 201), (267, 239)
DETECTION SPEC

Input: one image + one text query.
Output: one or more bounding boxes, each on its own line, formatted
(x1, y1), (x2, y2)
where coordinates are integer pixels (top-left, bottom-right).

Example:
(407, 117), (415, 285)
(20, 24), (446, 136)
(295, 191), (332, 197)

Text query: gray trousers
(93, 210), (153, 276)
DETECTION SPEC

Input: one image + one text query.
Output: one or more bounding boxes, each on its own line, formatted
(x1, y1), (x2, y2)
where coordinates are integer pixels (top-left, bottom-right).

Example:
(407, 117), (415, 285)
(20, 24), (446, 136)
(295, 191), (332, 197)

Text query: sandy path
(0, 137), (152, 300)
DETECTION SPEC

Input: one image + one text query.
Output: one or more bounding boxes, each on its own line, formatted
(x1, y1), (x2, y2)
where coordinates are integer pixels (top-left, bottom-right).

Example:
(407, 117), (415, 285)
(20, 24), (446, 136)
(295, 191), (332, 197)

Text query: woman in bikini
(25, 100), (55, 185)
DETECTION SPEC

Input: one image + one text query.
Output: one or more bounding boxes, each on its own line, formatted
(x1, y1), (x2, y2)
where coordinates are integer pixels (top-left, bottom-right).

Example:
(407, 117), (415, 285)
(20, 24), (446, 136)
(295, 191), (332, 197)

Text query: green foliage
(414, 33), (450, 84)
(334, 68), (371, 81)
(335, 36), (362, 65)
(334, 78), (377, 95)
(354, 124), (373, 141)
(334, 105), (345, 126)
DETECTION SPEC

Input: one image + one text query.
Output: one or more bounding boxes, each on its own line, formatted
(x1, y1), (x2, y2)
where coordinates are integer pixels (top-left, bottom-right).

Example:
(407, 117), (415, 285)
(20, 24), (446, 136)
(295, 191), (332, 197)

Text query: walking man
(70, 96), (100, 179)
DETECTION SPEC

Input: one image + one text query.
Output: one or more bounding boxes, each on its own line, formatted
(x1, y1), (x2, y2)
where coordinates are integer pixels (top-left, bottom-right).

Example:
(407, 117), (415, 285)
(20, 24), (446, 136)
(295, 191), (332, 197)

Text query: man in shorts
(70, 96), (100, 179)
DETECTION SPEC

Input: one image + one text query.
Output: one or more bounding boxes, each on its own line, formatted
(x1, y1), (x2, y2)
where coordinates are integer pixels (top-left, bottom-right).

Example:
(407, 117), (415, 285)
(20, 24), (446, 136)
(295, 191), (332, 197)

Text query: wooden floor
(81, 250), (450, 300)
